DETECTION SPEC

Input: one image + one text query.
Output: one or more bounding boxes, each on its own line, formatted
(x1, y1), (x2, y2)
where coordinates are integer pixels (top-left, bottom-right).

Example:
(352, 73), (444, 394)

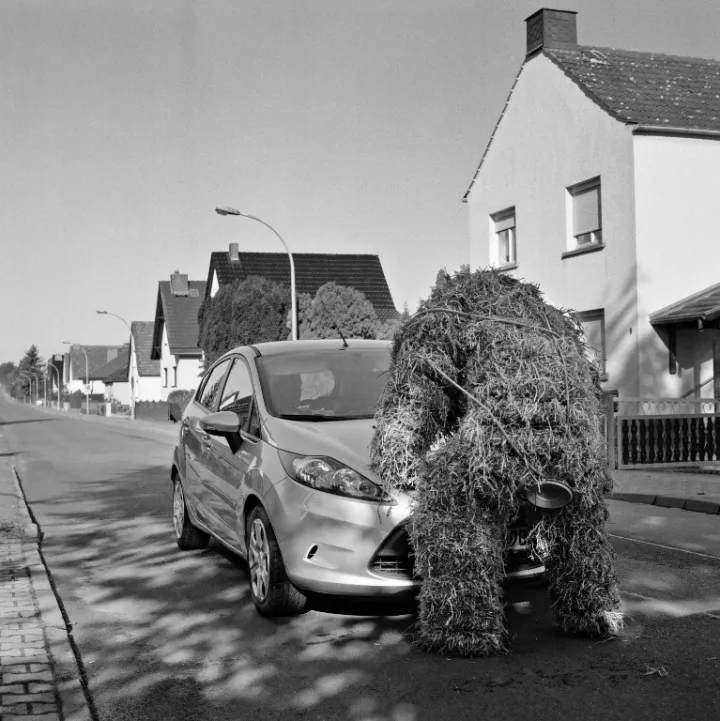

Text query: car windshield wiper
(279, 414), (365, 422)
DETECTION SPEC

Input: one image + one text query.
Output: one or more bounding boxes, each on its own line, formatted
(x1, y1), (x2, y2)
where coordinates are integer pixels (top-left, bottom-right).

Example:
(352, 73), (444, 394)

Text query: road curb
(608, 491), (720, 515)
(11, 465), (94, 721)
(6, 462), (43, 542)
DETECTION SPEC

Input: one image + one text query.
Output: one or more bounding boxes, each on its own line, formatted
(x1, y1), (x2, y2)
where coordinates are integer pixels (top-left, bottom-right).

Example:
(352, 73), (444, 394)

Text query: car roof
(224, 338), (391, 359)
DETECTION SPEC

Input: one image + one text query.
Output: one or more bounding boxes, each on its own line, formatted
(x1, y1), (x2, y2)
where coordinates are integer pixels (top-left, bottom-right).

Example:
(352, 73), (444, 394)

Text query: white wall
(466, 54), (639, 396)
(106, 381), (130, 405)
(634, 134), (720, 396)
(160, 325), (202, 400)
(136, 375), (163, 402)
(176, 357), (203, 392)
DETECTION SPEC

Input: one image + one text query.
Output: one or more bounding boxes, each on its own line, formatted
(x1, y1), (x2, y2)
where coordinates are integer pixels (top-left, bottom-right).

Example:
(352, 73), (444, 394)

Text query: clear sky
(2, 0), (719, 363)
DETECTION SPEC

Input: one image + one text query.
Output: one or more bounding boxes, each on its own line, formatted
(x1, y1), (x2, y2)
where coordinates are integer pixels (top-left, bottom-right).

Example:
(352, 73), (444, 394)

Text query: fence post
(603, 391), (617, 470)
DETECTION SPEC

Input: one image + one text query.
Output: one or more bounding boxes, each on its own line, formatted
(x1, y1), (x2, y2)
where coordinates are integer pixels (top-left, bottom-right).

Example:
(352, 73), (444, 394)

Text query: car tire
(173, 480), (210, 550)
(246, 505), (308, 617)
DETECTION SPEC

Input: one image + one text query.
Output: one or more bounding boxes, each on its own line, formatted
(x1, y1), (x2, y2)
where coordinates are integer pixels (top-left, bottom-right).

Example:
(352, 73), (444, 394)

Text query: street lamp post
(63, 342), (89, 416)
(215, 207), (298, 341)
(96, 310), (135, 420)
(47, 362), (61, 409)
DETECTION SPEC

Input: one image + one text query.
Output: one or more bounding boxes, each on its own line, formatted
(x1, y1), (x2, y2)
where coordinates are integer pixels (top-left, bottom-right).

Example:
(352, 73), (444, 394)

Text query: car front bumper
(266, 477), (420, 598)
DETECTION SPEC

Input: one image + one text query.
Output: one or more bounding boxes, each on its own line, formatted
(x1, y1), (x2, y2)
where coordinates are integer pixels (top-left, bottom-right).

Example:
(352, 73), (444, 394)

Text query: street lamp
(46, 362), (61, 409)
(96, 310), (135, 420)
(215, 207), (298, 341)
(63, 342), (89, 416)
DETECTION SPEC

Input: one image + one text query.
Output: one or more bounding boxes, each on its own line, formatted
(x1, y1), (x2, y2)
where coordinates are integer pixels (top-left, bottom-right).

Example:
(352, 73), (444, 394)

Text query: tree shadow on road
(30, 462), (720, 721)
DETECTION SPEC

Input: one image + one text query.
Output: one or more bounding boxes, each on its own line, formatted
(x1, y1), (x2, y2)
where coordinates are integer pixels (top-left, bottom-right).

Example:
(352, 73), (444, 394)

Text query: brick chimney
(229, 243), (240, 263)
(170, 270), (189, 296)
(525, 8), (577, 57)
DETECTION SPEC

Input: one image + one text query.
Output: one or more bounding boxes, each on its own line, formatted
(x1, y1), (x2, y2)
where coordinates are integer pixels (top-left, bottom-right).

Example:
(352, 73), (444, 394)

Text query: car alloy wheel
(248, 518), (270, 603)
(173, 480), (210, 551)
(173, 482), (185, 538)
(245, 505), (308, 616)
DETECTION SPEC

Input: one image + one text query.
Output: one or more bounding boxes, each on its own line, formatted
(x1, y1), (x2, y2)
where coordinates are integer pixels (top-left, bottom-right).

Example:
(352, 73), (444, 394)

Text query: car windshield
(257, 347), (390, 420)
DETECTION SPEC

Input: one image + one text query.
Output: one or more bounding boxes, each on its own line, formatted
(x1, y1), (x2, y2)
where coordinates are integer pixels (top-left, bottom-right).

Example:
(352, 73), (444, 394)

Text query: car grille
(369, 525), (416, 579)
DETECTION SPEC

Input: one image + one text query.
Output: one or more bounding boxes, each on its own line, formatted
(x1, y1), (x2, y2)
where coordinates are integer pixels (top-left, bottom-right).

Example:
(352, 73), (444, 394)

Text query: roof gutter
(632, 125), (720, 141)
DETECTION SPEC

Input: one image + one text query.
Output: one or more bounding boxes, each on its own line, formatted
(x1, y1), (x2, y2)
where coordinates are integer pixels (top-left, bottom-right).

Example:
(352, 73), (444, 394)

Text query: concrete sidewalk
(0, 432), (92, 721)
(609, 468), (720, 514)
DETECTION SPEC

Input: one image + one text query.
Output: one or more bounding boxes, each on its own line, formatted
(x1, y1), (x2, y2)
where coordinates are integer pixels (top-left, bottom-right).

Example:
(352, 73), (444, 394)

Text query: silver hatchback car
(171, 338), (545, 617)
(171, 339), (420, 616)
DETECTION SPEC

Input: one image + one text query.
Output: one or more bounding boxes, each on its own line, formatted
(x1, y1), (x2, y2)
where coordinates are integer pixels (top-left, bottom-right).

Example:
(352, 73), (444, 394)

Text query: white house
(129, 321), (162, 402)
(151, 271), (206, 401)
(465, 8), (720, 401)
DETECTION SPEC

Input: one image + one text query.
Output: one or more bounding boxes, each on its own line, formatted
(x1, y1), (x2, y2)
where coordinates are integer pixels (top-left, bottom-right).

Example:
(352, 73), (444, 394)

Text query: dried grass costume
(370, 268), (622, 656)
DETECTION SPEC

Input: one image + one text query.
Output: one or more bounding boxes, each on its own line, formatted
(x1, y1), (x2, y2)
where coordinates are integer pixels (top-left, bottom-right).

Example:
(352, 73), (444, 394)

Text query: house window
(569, 178), (602, 248)
(491, 207), (516, 266)
(172, 366), (177, 388)
(576, 309), (607, 380)
(163, 368), (168, 388)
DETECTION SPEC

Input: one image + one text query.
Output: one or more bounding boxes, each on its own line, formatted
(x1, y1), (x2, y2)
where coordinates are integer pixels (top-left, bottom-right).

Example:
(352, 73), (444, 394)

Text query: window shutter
(573, 186), (600, 235)
(494, 213), (515, 233)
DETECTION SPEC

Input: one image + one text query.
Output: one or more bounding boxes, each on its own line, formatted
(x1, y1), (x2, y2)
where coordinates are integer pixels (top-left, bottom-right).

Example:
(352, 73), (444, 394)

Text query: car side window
(198, 359), (231, 411)
(218, 357), (256, 433)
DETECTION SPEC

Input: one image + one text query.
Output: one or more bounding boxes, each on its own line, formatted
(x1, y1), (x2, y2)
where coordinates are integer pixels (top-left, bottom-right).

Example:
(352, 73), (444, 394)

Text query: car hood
(264, 416), (378, 480)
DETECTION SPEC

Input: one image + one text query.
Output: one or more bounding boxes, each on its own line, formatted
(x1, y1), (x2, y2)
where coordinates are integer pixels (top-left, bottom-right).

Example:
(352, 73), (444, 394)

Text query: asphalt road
(2, 399), (720, 721)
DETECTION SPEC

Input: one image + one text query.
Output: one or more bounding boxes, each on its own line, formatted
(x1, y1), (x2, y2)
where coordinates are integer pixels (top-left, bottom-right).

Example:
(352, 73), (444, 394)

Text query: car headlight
(278, 451), (395, 504)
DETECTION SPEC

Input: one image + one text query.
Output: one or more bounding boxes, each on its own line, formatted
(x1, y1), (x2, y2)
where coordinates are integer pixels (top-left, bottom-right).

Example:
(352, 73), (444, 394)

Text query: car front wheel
(173, 480), (210, 550)
(246, 505), (308, 617)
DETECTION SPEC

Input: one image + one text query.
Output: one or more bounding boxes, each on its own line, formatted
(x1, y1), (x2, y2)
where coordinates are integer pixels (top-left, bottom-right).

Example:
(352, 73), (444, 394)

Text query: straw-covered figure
(370, 267), (623, 656)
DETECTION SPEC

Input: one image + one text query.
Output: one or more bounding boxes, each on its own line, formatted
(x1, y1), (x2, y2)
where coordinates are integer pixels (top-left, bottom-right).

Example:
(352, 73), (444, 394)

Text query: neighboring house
(97, 350), (130, 406)
(129, 321), (162, 402)
(151, 271), (206, 401)
(63, 345), (126, 396)
(205, 244), (399, 321)
(464, 8), (720, 400)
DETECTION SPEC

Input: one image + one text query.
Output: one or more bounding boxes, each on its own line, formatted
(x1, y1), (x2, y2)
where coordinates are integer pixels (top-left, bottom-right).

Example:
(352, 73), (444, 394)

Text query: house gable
(151, 275), (206, 360)
(465, 11), (720, 202)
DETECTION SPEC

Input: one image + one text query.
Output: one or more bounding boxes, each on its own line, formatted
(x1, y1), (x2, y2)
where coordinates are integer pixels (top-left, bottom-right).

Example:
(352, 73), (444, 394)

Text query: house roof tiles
(207, 251), (398, 321)
(544, 45), (720, 132)
(131, 321), (160, 377)
(67, 345), (127, 381)
(97, 349), (130, 384)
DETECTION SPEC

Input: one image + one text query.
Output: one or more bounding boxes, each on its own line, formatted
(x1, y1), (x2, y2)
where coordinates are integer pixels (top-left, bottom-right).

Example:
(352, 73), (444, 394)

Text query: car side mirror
(199, 411), (241, 437)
